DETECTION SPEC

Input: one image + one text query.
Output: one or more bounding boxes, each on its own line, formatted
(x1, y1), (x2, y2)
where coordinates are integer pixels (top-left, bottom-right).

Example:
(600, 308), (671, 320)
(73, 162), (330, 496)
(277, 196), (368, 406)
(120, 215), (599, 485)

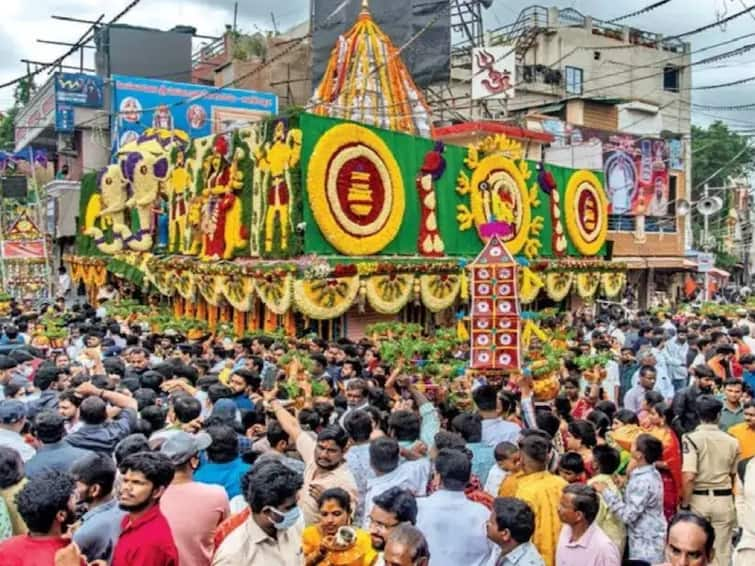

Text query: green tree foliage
(231, 31), (270, 62)
(691, 121), (755, 200)
(690, 122), (755, 259)
(0, 78), (37, 151)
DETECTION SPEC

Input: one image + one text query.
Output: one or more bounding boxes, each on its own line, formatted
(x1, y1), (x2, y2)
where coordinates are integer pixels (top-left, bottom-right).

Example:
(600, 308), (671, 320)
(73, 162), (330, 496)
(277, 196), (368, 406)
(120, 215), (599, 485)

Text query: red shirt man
(0, 470), (83, 566)
(112, 452), (178, 566)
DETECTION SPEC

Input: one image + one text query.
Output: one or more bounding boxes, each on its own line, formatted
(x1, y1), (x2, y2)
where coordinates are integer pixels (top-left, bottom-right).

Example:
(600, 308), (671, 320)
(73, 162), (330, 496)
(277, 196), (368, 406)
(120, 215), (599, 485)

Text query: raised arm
(76, 381), (138, 411)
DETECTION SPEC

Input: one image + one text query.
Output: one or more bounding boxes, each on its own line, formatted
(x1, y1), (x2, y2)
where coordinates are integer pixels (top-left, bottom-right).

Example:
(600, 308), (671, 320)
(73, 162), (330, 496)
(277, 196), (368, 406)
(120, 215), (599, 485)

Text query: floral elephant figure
(84, 164), (131, 254)
(119, 141), (171, 252)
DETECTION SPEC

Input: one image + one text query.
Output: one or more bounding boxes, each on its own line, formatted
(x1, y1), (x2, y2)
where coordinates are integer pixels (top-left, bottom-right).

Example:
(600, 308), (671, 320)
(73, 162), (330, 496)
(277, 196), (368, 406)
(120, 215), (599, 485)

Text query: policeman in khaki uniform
(682, 395), (740, 566)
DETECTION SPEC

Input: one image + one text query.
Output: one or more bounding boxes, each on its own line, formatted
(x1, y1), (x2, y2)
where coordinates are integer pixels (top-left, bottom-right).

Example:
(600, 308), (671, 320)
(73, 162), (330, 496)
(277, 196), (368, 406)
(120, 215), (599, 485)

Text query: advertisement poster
(111, 75), (278, 150)
(599, 133), (670, 217)
(55, 73), (104, 108)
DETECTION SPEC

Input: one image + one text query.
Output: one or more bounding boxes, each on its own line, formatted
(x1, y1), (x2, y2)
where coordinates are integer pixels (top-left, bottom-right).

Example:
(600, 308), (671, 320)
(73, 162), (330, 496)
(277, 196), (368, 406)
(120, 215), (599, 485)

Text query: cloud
(0, 0), (754, 125)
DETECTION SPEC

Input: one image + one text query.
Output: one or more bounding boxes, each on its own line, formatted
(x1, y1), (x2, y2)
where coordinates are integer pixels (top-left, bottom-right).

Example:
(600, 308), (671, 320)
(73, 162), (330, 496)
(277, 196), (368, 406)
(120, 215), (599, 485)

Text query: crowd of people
(0, 297), (754, 566)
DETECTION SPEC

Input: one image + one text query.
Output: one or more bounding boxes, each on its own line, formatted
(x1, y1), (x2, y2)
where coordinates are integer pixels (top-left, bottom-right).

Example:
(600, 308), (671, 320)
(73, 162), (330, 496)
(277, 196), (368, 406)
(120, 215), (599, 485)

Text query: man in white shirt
(416, 449), (493, 566)
(363, 437), (428, 527)
(211, 460), (304, 566)
(664, 328), (689, 393)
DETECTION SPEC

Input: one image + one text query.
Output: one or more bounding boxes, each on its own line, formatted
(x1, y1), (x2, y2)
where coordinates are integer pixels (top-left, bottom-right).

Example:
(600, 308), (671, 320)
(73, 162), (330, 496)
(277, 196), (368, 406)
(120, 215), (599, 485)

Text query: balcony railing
(608, 214), (678, 234)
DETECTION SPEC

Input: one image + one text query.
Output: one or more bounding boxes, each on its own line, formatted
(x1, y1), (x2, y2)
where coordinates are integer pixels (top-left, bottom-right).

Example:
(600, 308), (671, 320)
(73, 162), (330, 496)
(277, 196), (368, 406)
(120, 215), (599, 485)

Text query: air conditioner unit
(57, 133), (77, 157)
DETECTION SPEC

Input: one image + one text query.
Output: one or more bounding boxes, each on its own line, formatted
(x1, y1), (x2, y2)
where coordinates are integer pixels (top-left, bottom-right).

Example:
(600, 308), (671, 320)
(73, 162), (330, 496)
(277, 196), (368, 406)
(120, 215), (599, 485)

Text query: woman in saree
(645, 401), (683, 521)
(302, 487), (377, 566)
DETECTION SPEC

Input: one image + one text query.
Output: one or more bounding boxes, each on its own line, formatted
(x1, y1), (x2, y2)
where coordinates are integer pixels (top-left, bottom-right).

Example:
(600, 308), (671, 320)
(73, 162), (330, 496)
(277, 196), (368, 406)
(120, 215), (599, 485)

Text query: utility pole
(703, 183), (710, 302)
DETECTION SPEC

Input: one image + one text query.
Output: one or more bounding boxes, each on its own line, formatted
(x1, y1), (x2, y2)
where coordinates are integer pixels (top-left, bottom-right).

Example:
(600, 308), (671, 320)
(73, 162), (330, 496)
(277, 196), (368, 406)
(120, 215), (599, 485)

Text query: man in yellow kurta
(514, 434), (567, 566)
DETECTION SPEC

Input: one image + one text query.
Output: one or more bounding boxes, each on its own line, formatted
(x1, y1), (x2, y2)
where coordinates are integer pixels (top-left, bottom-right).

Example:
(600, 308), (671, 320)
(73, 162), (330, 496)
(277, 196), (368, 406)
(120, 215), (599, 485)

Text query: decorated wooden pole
(469, 234), (521, 375)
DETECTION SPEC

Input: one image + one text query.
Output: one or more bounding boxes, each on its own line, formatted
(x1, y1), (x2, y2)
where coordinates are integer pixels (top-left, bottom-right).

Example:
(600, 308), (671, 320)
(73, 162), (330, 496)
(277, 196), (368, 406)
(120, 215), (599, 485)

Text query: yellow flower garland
(294, 275), (360, 320)
(365, 274), (414, 314)
(255, 274), (293, 315)
(575, 272), (601, 300)
(197, 274), (222, 306)
(601, 272), (626, 299)
(545, 272), (573, 302)
(307, 123), (405, 256)
(419, 274), (461, 313)
(175, 271), (196, 300)
(222, 276), (255, 312)
(564, 170), (608, 257)
(518, 267), (544, 305)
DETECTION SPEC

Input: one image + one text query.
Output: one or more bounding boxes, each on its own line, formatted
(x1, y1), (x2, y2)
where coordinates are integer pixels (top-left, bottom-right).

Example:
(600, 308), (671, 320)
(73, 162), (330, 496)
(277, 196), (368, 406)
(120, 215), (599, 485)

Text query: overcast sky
(1, 0), (754, 129)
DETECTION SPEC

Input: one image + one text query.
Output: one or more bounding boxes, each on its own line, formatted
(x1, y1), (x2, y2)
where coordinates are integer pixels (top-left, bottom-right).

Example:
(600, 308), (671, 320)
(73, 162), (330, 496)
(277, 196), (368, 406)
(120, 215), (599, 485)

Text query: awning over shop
(618, 257), (697, 270)
(707, 267), (730, 279)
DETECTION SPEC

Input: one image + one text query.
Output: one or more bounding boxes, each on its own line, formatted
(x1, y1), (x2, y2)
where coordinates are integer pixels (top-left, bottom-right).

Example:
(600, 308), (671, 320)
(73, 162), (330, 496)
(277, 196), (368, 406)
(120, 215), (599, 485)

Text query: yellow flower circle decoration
(467, 154), (532, 254)
(575, 272), (601, 300)
(222, 276), (255, 312)
(255, 274), (293, 315)
(294, 276), (360, 320)
(307, 123), (405, 256)
(365, 274), (415, 314)
(601, 272), (626, 299)
(420, 274), (461, 313)
(564, 170), (608, 257)
(545, 272), (573, 302)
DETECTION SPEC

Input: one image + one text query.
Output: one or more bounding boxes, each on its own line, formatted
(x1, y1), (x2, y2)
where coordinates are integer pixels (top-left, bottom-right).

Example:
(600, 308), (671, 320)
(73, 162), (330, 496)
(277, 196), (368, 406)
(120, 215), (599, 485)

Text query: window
(565, 66), (583, 95)
(663, 65), (680, 92)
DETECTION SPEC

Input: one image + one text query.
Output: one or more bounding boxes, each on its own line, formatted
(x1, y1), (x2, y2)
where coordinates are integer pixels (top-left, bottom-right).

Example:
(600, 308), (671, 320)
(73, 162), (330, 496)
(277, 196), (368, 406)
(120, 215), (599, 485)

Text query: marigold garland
(419, 274), (461, 313)
(518, 267), (544, 305)
(307, 123), (405, 256)
(294, 275), (360, 320)
(544, 272), (573, 302)
(222, 276), (255, 312)
(575, 272), (601, 300)
(365, 274), (414, 314)
(564, 170), (608, 257)
(255, 274), (293, 315)
(175, 271), (196, 300)
(196, 274), (223, 306)
(601, 272), (626, 299)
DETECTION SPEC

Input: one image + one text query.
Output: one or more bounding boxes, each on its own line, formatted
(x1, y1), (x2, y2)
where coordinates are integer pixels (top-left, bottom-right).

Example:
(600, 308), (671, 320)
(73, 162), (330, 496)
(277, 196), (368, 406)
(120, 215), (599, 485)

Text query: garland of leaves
(196, 274), (223, 306)
(255, 273), (293, 315)
(575, 272), (601, 300)
(518, 267), (544, 305)
(222, 275), (256, 312)
(365, 274), (414, 314)
(544, 272), (573, 302)
(294, 275), (360, 320)
(601, 272), (626, 299)
(419, 274), (461, 313)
